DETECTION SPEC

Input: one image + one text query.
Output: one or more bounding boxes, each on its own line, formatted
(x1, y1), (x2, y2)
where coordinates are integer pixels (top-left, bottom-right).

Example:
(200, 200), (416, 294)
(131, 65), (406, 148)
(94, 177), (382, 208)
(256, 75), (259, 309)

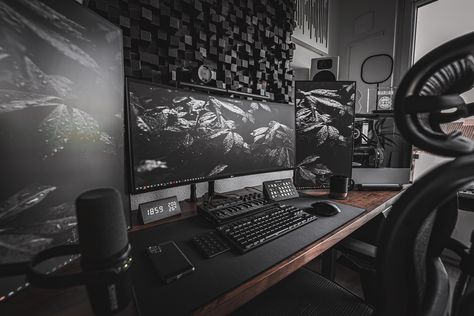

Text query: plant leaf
(233, 133), (244, 147)
(164, 126), (181, 132)
(20, 0), (87, 40)
(173, 96), (188, 103)
(320, 114), (331, 123)
(327, 126), (340, 140)
(187, 97), (206, 112)
(38, 104), (74, 157)
(208, 164), (228, 177)
(199, 112), (217, 126)
(136, 160), (168, 173)
(302, 122), (324, 132)
(136, 116), (151, 132)
(0, 234), (53, 263)
(209, 129), (229, 139)
(245, 112), (255, 124)
(0, 1), (101, 74)
(223, 132), (235, 153)
(23, 56), (74, 98)
(71, 107), (106, 143)
(177, 118), (193, 129)
(251, 127), (269, 137)
(297, 155), (320, 167)
(5, 216), (77, 235)
(316, 125), (329, 146)
(279, 123), (293, 134)
(45, 202), (75, 219)
(267, 121), (281, 138)
(224, 119), (236, 130)
(0, 89), (63, 114)
(314, 96), (345, 111)
(296, 108), (312, 121)
(0, 184), (56, 222)
(308, 88), (340, 98)
(258, 102), (271, 112)
(253, 134), (265, 143)
(268, 148), (279, 163)
(311, 163), (332, 175)
(298, 166), (315, 181)
(276, 147), (288, 166)
(183, 133), (194, 147)
(210, 97), (247, 117)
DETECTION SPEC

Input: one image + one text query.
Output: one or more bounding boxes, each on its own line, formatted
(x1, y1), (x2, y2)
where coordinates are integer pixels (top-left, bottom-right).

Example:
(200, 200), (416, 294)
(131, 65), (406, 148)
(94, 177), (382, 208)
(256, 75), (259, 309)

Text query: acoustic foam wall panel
(88, 0), (296, 102)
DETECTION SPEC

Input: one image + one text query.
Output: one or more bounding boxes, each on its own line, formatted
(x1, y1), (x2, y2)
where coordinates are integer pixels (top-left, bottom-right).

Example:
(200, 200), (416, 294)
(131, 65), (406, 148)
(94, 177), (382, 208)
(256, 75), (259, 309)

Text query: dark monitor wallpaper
(127, 80), (295, 193)
(294, 81), (356, 189)
(0, 0), (125, 300)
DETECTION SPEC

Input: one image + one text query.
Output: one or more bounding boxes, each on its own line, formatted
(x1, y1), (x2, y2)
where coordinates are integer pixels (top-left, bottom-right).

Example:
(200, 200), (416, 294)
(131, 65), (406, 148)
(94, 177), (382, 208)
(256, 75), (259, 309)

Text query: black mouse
(306, 201), (341, 217)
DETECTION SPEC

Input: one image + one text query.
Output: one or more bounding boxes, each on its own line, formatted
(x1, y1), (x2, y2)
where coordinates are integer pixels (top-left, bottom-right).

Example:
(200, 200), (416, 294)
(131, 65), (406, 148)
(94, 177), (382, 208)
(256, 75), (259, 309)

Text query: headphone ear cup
(420, 56), (474, 96)
(394, 32), (474, 157)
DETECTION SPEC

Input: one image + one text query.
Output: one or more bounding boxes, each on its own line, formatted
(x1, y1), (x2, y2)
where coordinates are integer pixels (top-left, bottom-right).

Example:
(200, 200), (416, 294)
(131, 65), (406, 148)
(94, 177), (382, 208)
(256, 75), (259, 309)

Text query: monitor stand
(188, 183), (197, 202)
(201, 181), (236, 205)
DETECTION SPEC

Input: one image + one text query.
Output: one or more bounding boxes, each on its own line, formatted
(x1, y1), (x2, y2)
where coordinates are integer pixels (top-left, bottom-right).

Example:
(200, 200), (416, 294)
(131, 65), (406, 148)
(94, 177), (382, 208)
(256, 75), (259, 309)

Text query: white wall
(290, 0), (340, 80)
(414, 0), (474, 103)
(413, 0), (474, 246)
(291, 43), (323, 74)
(291, 43), (323, 80)
(330, 0), (398, 112)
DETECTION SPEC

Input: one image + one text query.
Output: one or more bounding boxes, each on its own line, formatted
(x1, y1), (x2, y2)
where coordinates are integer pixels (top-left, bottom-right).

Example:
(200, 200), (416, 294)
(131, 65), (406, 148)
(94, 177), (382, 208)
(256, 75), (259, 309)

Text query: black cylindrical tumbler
(329, 175), (354, 200)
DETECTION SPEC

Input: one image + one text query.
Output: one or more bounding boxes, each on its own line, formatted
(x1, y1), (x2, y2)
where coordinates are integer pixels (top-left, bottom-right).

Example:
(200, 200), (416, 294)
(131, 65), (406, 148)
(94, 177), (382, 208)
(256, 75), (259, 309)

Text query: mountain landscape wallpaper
(128, 81), (295, 192)
(294, 81), (356, 189)
(0, 0), (125, 300)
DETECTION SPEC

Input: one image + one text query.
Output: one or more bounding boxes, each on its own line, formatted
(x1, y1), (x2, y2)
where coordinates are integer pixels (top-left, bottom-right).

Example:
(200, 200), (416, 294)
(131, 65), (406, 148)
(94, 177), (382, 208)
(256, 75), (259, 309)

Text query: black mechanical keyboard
(216, 204), (318, 253)
(198, 193), (270, 224)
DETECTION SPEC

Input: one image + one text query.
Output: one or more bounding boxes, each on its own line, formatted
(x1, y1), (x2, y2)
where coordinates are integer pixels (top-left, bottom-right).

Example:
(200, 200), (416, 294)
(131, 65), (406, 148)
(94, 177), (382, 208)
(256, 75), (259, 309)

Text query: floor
(305, 256), (364, 298)
(304, 255), (462, 301)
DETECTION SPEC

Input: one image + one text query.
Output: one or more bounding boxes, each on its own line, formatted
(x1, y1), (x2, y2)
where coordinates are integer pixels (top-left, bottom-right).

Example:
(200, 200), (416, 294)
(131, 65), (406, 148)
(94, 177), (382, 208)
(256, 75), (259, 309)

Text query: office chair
(339, 30), (474, 309)
(336, 28), (474, 309)
(233, 32), (474, 316)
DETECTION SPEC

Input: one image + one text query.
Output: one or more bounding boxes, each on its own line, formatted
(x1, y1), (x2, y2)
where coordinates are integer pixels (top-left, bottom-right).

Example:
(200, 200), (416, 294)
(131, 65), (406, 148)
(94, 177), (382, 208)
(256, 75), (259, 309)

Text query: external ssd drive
(146, 241), (195, 284)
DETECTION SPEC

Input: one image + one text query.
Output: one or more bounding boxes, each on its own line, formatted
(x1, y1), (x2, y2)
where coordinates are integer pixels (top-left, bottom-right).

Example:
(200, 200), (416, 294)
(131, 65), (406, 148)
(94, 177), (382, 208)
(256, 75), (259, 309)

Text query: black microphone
(75, 188), (132, 315)
(24, 188), (132, 315)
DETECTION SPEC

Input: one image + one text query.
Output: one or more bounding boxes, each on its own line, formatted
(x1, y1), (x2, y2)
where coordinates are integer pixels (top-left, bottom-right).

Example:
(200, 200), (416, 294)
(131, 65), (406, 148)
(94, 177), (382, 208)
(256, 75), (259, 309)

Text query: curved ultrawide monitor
(126, 79), (296, 193)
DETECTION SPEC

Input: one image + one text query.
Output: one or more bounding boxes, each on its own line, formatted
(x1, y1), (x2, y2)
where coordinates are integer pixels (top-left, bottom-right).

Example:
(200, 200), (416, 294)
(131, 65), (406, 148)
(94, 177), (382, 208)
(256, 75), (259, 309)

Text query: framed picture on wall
(294, 81), (356, 189)
(293, 0), (330, 54)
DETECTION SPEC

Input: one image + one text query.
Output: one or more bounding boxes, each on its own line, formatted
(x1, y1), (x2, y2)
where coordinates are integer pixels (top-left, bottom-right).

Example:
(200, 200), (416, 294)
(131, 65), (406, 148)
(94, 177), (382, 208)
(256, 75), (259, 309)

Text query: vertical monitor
(127, 79), (295, 193)
(0, 0), (126, 300)
(294, 81), (356, 189)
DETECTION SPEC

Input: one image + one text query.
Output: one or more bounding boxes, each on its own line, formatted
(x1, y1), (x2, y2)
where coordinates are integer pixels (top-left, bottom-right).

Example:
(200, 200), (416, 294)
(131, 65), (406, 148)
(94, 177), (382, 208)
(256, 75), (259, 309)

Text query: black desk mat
(130, 196), (365, 316)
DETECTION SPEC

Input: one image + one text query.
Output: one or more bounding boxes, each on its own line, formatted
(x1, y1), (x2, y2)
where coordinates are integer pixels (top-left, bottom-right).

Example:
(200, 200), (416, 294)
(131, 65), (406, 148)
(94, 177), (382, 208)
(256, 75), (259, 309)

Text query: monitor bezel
(125, 78), (296, 194)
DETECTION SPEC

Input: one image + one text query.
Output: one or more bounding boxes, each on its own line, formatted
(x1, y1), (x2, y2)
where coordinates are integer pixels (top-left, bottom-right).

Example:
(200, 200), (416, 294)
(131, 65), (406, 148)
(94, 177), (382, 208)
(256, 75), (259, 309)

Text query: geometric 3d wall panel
(88, 0), (296, 102)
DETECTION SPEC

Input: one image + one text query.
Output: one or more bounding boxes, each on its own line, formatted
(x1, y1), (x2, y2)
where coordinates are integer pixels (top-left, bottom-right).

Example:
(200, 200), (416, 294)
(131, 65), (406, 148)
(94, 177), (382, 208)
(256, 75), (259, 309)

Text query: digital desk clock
(139, 196), (182, 224)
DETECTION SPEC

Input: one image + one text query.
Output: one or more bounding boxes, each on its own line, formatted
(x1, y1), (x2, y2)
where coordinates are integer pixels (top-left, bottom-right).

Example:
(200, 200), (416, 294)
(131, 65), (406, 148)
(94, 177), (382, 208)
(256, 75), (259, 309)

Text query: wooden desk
(0, 190), (402, 316)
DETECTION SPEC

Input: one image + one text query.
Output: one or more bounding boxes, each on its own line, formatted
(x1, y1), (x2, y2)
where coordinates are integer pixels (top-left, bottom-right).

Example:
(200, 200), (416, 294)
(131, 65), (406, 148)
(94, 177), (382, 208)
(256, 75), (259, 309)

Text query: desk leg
(321, 249), (336, 281)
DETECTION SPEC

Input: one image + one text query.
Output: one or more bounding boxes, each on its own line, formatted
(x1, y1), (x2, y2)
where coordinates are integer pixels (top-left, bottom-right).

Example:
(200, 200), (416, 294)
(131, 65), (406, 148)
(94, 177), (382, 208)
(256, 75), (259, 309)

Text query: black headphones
(394, 31), (474, 157)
